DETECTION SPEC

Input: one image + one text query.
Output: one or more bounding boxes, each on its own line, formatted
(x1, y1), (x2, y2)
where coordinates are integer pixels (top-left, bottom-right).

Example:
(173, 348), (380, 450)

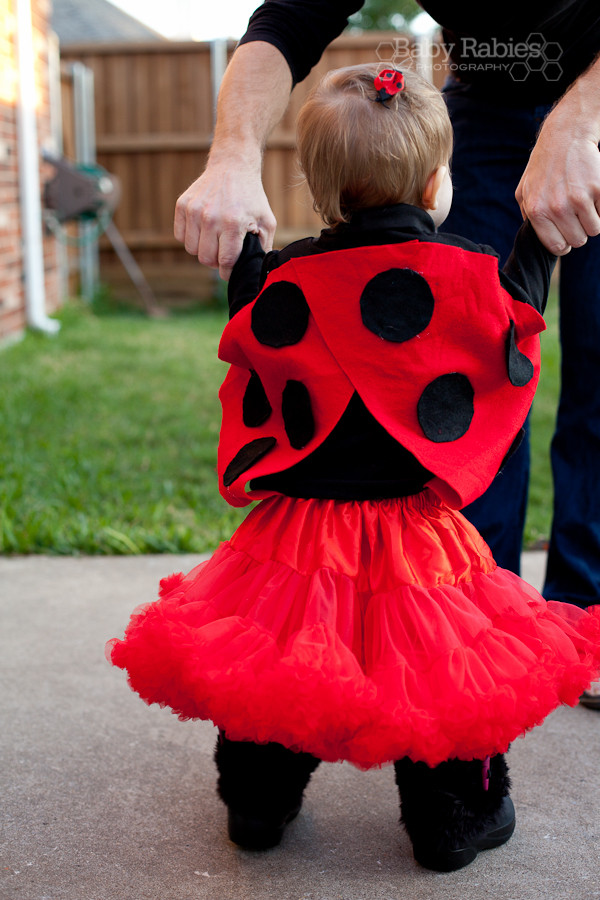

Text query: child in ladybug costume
(108, 65), (600, 871)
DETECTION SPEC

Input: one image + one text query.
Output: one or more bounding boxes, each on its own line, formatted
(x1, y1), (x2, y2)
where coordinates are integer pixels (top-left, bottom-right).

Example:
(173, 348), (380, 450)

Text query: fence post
(209, 39), (228, 292)
(71, 61), (99, 301)
(210, 39), (228, 123)
(415, 30), (434, 83)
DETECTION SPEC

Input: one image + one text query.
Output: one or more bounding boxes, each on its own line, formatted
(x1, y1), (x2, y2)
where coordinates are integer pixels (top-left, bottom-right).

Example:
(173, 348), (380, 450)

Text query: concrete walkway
(1, 552), (599, 900)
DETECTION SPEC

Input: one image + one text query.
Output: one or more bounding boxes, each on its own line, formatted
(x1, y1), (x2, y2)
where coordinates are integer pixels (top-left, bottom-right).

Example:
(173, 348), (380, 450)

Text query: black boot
(394, 754), (515, 872)
(214, 733), (321, 850)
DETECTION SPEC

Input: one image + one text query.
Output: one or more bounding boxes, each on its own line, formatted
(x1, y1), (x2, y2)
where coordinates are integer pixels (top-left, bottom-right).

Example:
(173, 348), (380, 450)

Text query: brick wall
(0, 0), (61, 343)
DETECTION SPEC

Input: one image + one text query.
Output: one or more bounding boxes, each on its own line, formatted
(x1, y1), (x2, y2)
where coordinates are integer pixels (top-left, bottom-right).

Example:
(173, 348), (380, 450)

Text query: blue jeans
(442, 79), (600, 609)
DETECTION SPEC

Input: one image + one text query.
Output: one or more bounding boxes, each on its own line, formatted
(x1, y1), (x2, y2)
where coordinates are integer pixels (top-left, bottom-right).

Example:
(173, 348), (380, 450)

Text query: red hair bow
(374, 69), (405, 104)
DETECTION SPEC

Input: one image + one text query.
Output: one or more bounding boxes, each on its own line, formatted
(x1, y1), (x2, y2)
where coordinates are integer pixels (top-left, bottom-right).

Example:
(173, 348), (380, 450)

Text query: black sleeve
(238, 0), (364, 86)
(228, 231), (320, 318)
(227, 232), (267, 318)
(499, 220), (557, 315)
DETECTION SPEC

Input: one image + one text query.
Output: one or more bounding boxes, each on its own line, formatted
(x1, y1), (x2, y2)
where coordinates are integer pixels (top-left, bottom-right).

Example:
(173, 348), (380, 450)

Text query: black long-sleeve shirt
(239, 1), (600, 106)
(227, 204), (555, 501)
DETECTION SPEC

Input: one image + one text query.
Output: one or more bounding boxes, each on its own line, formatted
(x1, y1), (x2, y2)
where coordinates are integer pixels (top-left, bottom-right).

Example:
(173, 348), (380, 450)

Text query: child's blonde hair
(296, 64), (453, 227)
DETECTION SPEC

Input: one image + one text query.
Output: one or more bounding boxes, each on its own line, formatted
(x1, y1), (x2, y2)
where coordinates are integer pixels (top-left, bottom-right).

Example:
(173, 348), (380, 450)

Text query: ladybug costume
(109, 205), (600, 769)
(219, 233), (543, 510)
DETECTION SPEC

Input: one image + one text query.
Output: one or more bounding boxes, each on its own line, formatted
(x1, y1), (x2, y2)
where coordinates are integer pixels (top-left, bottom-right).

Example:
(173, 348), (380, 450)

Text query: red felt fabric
(108, 492), (600, 769)
(218, 241), (545, 509)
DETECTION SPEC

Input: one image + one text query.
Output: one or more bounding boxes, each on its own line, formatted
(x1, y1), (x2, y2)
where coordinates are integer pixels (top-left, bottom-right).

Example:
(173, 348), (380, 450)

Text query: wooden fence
(60, 34), (443, 303)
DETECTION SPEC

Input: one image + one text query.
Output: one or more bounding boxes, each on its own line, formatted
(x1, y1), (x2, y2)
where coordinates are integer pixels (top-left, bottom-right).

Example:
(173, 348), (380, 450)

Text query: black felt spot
(251, 281), (310, 347)
(243, 370), (272, 427)
(360, 268), (435, 342)
(223, 437), (277, 487)
(282, 380), (315, 449)
(417, 373), (474, 443)
(506, 320), (534, 387)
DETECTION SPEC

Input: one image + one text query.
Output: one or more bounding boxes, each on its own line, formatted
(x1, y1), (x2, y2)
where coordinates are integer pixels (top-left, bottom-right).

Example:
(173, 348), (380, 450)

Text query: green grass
(0, 301), (246, 554)
(0, 292), (559, 555)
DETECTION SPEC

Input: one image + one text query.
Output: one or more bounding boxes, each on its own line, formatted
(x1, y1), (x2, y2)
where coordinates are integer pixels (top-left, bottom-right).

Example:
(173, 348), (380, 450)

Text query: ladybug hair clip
(373, 69), (405, 105)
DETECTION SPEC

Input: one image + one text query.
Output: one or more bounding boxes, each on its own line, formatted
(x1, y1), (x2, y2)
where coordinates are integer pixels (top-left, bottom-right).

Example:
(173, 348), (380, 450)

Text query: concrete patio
(2, 551), (599, 900)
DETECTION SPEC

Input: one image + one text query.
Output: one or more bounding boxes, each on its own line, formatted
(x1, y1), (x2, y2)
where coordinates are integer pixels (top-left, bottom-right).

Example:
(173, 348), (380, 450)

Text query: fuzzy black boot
(394, 754), (515, 872)
(214, 733), (321, 850)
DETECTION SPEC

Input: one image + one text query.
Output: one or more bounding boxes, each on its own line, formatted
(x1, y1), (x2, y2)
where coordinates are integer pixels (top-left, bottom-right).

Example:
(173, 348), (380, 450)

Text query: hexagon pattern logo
(508, 34), (563, 83)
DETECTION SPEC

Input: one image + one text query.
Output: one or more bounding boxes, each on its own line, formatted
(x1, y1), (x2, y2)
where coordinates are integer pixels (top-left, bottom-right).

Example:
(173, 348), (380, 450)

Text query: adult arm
(174, 41), (291, 281)
(515, 55), (600, 256)
(174, 1), (362, 280)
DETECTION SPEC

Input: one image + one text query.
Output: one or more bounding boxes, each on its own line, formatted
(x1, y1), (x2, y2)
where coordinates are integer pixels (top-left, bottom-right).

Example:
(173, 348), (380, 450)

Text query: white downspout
(15, 0), (60, 334)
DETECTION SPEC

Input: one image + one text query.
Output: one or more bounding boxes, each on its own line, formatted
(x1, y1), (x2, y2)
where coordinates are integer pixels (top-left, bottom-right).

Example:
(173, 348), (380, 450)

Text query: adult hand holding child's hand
(516, 61), (600, 256)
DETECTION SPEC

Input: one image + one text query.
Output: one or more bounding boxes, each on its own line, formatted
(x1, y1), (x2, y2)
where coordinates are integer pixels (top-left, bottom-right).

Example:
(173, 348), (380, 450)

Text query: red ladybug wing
(294, 242), (545, 507)
(217, 240), (545, 509)
(218, 298), (354, 506)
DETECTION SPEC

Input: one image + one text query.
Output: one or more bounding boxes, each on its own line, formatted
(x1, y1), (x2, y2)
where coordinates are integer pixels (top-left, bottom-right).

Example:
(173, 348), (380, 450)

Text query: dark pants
(443, 79), (600, 608)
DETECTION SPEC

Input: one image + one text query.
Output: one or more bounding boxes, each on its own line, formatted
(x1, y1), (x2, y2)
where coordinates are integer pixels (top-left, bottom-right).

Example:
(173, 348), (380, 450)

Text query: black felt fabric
(251, 281), (310, 347)
(223, 437), (277, 487)
(498, 427), (525, 473)
(506, 320), (534, 387)
(282, 380), (315, 449)
(417, 373), (475, 443)
(252, 392), (433, 500)
(228, 233), (266, 319)
(500, 221), (556, 315)
(243, 370), (272, 427)
(360, 268), (435, 343)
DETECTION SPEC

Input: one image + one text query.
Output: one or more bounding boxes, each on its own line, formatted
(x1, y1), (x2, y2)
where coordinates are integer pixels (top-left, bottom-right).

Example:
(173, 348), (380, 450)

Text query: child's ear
(422, 166), (448, 211)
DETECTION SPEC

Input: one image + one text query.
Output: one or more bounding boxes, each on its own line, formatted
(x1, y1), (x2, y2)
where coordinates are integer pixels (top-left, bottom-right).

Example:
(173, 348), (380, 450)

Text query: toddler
(108, 65), (600, 872)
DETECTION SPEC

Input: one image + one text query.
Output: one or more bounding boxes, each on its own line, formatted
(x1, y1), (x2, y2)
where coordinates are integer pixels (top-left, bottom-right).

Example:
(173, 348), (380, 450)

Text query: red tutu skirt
(108, 491), (600, 769)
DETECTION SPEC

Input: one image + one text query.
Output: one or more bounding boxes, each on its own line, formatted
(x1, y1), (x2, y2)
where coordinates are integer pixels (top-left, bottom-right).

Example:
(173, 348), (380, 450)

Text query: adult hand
(174, 156), (277, 281)
(173, 41), (291, 281)
(516, 63), (600, 256)
(516, 129), (600, 256)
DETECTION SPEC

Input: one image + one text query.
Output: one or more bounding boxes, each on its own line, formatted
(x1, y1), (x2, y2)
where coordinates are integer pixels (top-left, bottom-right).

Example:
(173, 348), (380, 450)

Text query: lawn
(0, 301), (247, 554)
(0, 293), (559, 554)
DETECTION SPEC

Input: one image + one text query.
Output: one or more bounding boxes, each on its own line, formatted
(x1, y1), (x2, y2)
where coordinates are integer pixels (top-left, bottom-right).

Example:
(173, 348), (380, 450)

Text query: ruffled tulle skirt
(107, 492), (600, 769)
